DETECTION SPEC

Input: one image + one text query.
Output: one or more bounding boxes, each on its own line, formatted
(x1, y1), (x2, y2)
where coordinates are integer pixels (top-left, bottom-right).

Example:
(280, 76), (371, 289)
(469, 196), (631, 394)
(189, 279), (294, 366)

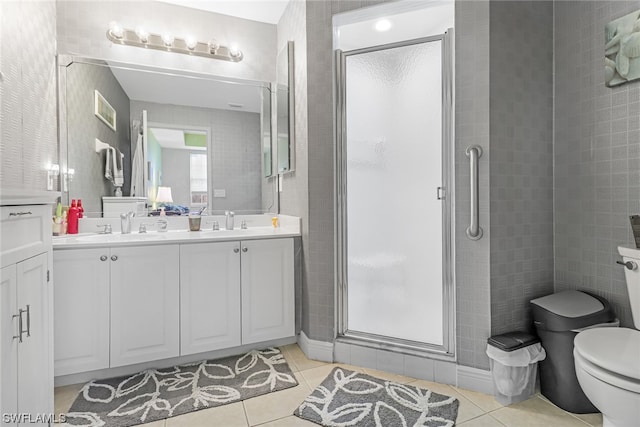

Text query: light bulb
(208, 39), (220, 53)
(229, 44), (241, 58)
(135, 26), (149, 43)
(374, 19), (392, 32)
(161, 32), (175, 47)
(108, 21), (124, 39)
(185, 36), (198, 51)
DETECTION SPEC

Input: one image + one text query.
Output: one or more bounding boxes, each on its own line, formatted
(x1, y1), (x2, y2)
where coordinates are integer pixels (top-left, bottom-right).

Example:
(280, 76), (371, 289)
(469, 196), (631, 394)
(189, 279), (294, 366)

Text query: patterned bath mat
(64, 348), (297, 427)
(294, 367), (459, 427)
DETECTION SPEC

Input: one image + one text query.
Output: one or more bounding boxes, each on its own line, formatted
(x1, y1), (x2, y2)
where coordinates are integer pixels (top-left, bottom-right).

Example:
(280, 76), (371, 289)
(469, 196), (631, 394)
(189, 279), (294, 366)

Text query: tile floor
(55, 344), (603, 426)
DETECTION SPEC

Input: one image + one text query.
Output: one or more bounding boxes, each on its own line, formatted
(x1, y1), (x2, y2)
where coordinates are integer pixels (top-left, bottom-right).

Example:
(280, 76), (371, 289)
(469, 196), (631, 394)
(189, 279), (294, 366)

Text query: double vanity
(53, 215), (299, 385)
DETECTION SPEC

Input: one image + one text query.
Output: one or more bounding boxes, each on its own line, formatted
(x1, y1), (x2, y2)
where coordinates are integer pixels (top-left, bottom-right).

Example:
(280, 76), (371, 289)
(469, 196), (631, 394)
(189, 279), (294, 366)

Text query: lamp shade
(156, 186), (173, 203)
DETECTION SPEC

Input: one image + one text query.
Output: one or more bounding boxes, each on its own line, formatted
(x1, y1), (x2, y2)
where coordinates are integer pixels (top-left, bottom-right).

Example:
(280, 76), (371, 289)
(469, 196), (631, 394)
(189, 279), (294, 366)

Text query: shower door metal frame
(335, 30), (456, 359)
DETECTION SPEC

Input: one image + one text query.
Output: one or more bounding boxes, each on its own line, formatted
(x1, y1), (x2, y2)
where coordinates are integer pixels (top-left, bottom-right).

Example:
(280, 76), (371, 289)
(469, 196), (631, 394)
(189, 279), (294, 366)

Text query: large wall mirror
(58, 56), (278, 217)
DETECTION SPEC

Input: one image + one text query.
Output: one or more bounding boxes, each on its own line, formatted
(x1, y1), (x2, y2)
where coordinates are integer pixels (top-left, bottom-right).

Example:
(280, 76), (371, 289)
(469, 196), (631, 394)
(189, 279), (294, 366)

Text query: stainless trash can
(486, 331), (546, 405)
(530, 290), (618, 413)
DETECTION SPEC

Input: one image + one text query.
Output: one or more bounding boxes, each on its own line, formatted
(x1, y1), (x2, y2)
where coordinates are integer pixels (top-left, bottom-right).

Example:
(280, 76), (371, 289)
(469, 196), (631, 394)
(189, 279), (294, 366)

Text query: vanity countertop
(53, 214), (301, 249)
(53, 226), (300, 249)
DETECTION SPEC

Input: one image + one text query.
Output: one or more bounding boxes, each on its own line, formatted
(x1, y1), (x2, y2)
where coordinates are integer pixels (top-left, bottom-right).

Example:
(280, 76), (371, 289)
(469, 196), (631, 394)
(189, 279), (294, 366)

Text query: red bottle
(68, 200), (79, 234)
(77, 199), (84, 218)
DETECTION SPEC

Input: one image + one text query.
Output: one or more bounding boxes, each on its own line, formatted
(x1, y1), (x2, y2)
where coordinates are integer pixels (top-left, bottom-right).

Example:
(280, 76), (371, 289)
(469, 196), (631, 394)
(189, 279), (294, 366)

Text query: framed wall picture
(94, 90), (116, 131)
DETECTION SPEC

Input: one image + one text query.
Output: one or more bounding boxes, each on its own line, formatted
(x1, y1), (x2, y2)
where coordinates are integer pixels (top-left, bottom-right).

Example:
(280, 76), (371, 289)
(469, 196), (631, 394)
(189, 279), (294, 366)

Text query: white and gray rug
(294, 367), (459, 427)
(64, 348), (297, 427)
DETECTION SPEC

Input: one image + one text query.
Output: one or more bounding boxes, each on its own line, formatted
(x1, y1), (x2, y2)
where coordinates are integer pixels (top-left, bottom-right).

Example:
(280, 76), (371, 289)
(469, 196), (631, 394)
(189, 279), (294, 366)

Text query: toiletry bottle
(62, 211), (68, 235)
(68, 200), (79, 234)
(77, 199), (84, 218)
(52, 202), (63, 236)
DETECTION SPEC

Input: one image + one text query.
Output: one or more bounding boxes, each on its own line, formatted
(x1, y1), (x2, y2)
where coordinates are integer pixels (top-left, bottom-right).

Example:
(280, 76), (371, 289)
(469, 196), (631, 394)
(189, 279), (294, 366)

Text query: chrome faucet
(120, 211), (135, 234)
(97, 224), (112, 234)
(225, 211), (235, 230)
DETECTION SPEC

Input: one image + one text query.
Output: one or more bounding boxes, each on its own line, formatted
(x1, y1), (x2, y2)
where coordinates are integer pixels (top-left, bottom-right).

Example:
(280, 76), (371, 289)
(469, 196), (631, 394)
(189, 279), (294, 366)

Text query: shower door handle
(465, 145), (483, 240)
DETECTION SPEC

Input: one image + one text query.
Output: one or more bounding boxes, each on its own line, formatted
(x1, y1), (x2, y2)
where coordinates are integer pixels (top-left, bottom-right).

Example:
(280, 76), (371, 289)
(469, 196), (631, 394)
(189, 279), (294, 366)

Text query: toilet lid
(574, 328), (640, 381)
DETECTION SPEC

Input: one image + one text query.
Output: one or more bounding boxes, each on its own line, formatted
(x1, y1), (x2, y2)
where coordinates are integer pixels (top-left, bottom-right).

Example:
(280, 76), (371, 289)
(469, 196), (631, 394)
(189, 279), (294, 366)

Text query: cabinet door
(0, 265), (18, 426)
(53, 248), (110, 376)
(110, 245), (180, 367)
(241, 239), (294, 344)
(16, 253), (52, 418)
(180, 242), (241, 356)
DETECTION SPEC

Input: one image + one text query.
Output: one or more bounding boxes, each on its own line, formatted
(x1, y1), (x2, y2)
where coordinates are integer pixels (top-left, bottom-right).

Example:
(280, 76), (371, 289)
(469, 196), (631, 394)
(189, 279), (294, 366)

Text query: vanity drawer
(0, 205), (51, 268)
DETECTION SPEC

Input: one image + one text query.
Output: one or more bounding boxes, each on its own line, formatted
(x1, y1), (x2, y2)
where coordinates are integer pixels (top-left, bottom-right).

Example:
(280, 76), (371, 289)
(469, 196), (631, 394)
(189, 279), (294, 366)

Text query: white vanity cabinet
(53, 245), (180, 374)
(180, 241), (241, 355)
(53, 248), (110, 376)
(53, 235), (295, 380)
(0, 202), (54, 425)
(241, 239), (295, 345)
(179, 238), (295, 353)
(109, 245), (180, 368)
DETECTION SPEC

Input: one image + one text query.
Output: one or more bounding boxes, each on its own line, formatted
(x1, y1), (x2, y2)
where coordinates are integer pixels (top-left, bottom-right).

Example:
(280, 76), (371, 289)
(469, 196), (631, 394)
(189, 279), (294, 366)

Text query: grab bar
(465, 145), (483, 240)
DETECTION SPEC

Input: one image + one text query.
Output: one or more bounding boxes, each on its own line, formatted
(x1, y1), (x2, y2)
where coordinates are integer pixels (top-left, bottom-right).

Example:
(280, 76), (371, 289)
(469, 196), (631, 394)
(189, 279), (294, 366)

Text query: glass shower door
(339, 34), (452, 350)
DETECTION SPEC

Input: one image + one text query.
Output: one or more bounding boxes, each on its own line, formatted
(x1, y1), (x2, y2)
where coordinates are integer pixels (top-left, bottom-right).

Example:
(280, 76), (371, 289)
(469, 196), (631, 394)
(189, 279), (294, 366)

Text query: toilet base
(574, 352), (640, 427)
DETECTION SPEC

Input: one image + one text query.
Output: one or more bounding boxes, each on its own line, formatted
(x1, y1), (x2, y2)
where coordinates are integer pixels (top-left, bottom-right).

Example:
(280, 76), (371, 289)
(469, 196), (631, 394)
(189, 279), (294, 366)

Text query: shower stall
(336, 23), (455, 356)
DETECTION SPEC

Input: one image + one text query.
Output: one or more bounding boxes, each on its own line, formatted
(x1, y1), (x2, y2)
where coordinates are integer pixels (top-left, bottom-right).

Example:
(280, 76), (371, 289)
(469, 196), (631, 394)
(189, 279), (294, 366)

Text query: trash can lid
(531, 290), (603, 318)
(487, 331), (540, 352)
(530, 291), (615, 332)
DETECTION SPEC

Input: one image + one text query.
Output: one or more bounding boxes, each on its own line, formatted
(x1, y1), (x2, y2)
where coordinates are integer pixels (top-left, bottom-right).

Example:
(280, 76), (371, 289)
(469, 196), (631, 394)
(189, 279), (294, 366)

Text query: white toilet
(573, 246), (640, 427)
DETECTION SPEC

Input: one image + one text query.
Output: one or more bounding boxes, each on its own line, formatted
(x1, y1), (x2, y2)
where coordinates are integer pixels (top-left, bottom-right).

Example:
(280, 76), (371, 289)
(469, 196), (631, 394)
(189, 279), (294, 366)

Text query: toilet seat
(574, 328), (640, 392)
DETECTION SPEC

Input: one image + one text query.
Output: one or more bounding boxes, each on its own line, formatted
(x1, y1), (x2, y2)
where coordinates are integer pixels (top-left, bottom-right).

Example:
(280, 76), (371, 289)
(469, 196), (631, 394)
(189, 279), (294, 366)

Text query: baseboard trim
(298, 331), (334, 362)
(456, 365), (494, 395)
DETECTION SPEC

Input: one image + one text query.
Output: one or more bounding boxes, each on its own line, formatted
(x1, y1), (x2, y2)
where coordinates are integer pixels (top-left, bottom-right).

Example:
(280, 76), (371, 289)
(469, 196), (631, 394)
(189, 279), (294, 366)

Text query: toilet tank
(618, 246), (640, 328)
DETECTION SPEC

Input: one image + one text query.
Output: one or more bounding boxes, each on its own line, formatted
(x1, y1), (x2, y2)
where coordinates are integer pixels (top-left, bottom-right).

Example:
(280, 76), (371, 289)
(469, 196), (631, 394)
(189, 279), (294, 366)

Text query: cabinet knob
(242, 247), (248, 253)
(100, 255), (108, 261)
(233, 248), (240, 253)
(111, 255), (118, 261)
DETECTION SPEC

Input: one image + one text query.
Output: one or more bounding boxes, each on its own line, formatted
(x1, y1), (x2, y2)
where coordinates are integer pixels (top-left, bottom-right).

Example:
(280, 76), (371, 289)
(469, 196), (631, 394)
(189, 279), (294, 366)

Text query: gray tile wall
(300, 0), (497, 370)
(277, 0), (310, 337)
(554, 0), (640, 327)
(0, 0), (58, 191)
(130, 101), (263, 214)
(303, 0), (390, 342)
(455, 0), (492, 370)
(65, 63), (131, 215)
(489, 1), (555, 336)
(56, 0), (277, 83)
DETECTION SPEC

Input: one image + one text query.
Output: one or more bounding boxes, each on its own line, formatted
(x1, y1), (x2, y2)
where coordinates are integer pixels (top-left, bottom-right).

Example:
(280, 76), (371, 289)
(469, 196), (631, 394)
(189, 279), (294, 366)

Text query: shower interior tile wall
(489, 1), (554, 335)
(554, 0), (640, 327)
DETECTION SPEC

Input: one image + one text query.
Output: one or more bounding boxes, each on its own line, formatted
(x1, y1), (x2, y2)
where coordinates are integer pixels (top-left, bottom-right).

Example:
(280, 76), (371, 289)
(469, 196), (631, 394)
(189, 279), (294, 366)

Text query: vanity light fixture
(63, 167), (75, 193)
(47, 164), (60, 191)
(208, 39), (220, 54)
(106, 22), (243, 62)
(185, 36), (198, 51)
(161, 32), (175, 47)
(108, 21), (124, 39)
(135, 26), (149, 43)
